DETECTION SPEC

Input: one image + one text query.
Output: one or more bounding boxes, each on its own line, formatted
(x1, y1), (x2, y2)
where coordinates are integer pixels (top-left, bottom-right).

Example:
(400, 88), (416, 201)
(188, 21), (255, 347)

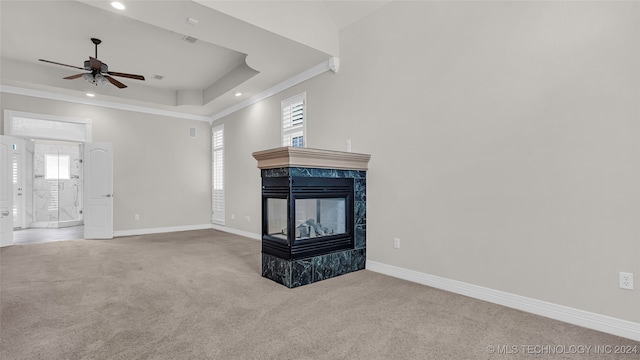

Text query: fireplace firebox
(262, 177), (354, 260)
(253, 147), (370, 288)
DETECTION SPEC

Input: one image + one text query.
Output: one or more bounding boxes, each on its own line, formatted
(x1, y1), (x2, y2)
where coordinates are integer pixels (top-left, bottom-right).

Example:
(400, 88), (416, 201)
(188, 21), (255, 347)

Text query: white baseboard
(113, 224), (213, 237)
(366, 260), (640, 342)
(211, 224), (261, 240)
(113, 223), (261, 240)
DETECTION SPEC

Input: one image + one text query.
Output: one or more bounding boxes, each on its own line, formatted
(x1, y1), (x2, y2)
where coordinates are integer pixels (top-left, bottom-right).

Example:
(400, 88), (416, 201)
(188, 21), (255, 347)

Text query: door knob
(102, 194), (112, 198)
(0, 210), (10, 217)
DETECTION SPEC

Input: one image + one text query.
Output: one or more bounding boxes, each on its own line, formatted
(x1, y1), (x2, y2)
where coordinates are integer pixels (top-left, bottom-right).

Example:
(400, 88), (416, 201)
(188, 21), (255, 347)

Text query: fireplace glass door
(262, 176), (354, 259)
(294, 198), (345, 239)
(266, 198), (287, 240)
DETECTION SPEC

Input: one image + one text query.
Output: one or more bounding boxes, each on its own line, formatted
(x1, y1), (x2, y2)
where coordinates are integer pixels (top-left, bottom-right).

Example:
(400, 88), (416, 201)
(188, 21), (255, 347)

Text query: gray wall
(215, 1), (640, 322)
(1, 92), (212, 232)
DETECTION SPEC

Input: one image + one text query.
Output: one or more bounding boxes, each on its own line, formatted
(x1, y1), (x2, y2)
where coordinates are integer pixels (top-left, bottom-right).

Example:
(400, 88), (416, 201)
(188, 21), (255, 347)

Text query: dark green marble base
(262, 249), (366, 288)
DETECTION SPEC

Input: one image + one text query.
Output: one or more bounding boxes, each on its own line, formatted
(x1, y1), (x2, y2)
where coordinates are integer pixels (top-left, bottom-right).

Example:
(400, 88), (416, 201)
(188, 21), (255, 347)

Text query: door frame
(1, 110), (112, 246)
(11, 138), (26, 229)
(1, 136), (16, 246)
(4, 110), (92, 143)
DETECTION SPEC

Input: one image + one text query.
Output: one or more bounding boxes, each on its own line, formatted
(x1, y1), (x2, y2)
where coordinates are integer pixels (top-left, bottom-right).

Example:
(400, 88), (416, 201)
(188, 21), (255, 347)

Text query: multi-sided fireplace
(263, 176), (354, 260)
(253, 147), (370, 288)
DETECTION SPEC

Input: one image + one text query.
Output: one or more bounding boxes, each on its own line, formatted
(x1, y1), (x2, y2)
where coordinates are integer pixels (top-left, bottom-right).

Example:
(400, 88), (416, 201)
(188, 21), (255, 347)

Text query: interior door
(11, 138), (25, 229)
(83, 143), (113, 239)
(1, 136), (15, 247)
(24, 140), (35, 228)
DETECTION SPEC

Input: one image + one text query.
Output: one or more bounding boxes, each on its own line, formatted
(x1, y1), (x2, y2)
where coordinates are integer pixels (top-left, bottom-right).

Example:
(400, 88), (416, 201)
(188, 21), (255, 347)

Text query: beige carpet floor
(1, 229), (637, 359)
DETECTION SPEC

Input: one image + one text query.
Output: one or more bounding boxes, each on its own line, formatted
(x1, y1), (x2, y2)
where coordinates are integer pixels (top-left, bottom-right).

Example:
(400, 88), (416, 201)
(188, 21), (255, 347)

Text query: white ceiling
(0, 0), (390, 118)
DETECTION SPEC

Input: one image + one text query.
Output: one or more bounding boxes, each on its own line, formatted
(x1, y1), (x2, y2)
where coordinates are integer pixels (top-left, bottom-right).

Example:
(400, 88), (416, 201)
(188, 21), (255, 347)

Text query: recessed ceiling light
(235, 92), (242, 97)
(86, 93), (95, 97)
(111, 2), (125, 10)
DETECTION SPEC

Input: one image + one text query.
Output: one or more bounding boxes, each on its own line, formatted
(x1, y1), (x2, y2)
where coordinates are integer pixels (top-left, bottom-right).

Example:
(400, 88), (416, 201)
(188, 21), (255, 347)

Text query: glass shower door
(32, 142), (83, 228)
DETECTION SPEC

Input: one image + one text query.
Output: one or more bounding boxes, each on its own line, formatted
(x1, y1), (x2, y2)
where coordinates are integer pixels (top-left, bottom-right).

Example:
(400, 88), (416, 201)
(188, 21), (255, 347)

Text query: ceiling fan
(38, 38), (145, 89)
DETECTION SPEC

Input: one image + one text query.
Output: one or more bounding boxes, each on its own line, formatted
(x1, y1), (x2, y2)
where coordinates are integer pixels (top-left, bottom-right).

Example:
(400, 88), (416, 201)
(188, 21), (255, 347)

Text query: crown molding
(2, 56), (338, 125)
(211, 57), (337, 122)
(0, 85), (212, 123)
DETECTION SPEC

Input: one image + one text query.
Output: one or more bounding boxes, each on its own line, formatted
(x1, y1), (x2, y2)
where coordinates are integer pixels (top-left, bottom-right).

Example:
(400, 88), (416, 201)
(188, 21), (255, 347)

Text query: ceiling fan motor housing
(83, 60), (108, 72)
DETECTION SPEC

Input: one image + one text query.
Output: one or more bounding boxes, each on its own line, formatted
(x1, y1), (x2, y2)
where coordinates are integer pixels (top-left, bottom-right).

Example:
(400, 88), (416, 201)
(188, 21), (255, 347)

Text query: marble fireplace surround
(253, 147), (371, 288)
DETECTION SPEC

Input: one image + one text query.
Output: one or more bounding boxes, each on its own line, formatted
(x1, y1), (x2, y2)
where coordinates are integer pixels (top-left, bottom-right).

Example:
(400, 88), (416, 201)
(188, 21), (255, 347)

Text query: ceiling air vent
(181, 35), (198, 44)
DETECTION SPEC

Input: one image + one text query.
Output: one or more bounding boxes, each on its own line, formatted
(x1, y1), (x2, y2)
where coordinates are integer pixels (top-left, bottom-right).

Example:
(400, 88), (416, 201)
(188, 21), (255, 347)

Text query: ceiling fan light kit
(83, 73), (109, 86)
(38, 37), (145, 89)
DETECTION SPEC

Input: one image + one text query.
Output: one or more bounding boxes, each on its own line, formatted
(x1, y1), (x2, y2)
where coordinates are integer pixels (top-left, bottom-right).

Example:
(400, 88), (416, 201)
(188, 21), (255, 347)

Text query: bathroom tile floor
(12, 226), (84, 245)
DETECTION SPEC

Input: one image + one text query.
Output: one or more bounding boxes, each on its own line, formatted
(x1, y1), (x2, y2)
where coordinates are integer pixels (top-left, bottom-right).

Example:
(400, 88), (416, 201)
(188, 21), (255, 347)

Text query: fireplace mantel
(252, 147), (371, 171)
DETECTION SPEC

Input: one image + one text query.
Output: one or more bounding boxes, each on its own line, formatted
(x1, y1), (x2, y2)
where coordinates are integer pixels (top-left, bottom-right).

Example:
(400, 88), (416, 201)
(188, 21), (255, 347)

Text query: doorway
(2, 109), (113, 246)
(29, 140), (84, 229)
(11, 140), (84, 243)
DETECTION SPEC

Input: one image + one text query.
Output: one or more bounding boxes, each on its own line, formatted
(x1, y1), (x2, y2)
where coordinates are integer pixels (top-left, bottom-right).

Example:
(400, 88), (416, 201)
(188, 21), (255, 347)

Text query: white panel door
(1, 136), (15, 247)
(11, 138), (25, 229)
(84, 143), (113, 239)
(24, 140), (35, 228)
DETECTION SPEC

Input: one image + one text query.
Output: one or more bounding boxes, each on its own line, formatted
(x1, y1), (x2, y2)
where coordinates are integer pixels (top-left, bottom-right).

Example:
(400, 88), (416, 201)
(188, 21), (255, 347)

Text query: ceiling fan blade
(89, 57), (102, 71)
(107, 71), (145, 81)
(104, 75), (127, 89)
(39, 59), (84, 70)
(63, 73), (86, 80)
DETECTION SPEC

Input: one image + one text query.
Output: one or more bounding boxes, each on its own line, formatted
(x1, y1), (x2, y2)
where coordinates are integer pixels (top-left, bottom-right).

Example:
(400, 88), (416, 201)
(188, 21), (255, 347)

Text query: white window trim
(281, 92), (307, 148)
(212, 124), (225, 225)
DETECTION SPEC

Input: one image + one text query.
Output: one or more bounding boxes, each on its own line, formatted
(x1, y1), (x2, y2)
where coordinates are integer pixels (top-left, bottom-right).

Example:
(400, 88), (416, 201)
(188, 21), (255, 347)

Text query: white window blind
(212, 125), (225, 224)
(12, 154), (19, 219)
(12, 155), (18, 184)
(282, 93), (306, 147)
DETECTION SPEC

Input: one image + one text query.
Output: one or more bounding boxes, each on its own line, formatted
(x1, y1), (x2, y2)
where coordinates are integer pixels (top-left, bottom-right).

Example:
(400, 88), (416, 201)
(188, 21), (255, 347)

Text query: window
(282, 93), (306, 147)
(6, 110), (92, 143)
(12, 155), (18, 184)
(45, 154), (70, 180)
(212, 124), (225, 224)
(12, 153), (19, 220)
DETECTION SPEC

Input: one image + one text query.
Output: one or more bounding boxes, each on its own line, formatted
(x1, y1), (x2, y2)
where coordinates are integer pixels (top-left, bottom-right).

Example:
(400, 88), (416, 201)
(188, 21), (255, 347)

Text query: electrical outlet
(231, 214), (235, 220)
(393, 237), (400, 249)
(245, 216), (251, 222)
(134, 214), (139, 221)
(620, 272), (634, 290)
